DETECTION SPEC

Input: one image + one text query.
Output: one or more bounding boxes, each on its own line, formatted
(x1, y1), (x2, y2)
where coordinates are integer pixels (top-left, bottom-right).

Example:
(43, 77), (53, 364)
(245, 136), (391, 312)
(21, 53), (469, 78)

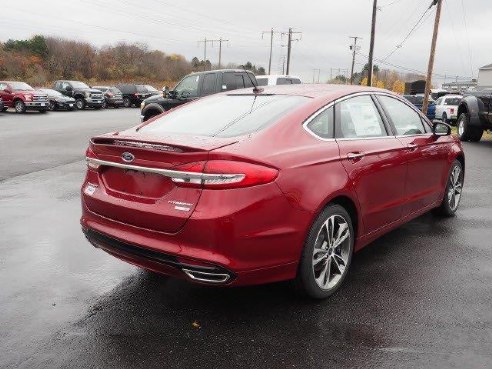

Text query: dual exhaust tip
(182, 268), (231, 284)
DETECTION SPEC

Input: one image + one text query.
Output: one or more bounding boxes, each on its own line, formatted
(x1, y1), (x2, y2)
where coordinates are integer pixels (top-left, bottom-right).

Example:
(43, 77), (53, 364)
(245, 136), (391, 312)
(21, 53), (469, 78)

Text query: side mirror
(180, 90), (190, 99)
(163, 86), (169, 93)
(432, 120), (451, 136)
(65, 86), (73, 92)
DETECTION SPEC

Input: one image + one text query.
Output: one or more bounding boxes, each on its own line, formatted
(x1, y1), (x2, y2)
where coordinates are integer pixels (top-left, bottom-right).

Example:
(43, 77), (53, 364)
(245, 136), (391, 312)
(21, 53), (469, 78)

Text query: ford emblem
(121, 152), (135, 163)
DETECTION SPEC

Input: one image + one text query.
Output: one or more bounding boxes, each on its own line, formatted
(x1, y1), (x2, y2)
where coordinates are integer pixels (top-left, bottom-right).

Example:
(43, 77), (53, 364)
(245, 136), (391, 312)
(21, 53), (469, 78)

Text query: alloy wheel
(458, 118), (465, 137)
(448, 165), (463, 211)
(15, 101), (25, 113)
(312, 214), (351, 290)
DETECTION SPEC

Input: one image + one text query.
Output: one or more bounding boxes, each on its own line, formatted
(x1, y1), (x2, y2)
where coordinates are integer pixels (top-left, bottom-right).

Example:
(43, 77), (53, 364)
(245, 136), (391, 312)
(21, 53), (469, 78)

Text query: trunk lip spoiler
(86, 157), (244, 182)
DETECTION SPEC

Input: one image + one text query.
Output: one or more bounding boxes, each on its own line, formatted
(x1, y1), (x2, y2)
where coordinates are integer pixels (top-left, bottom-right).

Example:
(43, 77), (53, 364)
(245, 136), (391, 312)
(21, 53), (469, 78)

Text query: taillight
(107, 92), (114, 97)
(172, 160), (278, 189)
(450, 108), (455, 114)
(85, 147), (100, 170)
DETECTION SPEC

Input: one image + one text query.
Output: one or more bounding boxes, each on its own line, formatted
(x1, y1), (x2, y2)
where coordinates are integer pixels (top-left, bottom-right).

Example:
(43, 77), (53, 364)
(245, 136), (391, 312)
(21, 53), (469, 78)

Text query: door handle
(347, 152), (365, 160)
(406, 143), (417, 150)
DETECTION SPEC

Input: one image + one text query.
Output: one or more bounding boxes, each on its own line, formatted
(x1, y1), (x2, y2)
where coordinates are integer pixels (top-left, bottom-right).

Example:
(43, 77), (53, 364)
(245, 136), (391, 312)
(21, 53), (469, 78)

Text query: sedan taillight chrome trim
(85, 157), (244, 184)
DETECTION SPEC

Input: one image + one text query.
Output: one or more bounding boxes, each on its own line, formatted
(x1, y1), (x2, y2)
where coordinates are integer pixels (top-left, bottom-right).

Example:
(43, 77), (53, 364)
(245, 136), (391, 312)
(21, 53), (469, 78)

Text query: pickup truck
(456, 89), (492, 142)
(53, 80), (104, 110)
(0, 81), (49, 113)
(140, 69), (257, 121)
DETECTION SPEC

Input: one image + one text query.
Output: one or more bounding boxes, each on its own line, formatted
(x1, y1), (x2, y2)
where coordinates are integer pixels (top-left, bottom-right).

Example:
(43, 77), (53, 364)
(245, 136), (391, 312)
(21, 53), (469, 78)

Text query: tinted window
(444, 97), (461, 105)
(243, 73), (255, 88)
(174, 75), (200, 97)
(116, 84), (136, 94)
(69, 81), (90, 89)
(140, 94), (310, 138)
(378, 95), (426, 136)
(276, 78), (291, 85)
(256, 78), (268, 86)
(201, 73), (216, 96)
(306, 106), (334, 139)
(337, 95), (387, 138)
(222, 73), (245, 91)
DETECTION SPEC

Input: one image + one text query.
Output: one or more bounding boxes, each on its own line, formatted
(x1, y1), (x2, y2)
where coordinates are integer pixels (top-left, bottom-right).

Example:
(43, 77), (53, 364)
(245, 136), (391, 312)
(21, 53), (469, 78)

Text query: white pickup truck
(435, 95), (462, 125)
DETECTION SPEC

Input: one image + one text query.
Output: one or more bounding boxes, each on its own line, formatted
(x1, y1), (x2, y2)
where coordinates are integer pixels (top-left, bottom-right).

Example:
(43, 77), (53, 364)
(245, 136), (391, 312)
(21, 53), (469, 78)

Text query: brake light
(107, 92), (114, 97)
(172, 160), (278, 189)
(85, 147), (100, 170)
(450, 108), (455, 114)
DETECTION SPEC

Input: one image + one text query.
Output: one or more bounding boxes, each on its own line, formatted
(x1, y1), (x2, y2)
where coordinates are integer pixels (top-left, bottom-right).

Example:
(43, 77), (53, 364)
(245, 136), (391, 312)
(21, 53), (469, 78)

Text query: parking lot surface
(1, 109), (491, 369)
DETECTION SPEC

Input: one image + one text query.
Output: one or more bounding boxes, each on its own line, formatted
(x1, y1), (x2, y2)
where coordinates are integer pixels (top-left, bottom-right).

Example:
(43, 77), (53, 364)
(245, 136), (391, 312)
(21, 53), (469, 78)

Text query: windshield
(139, 94), (310, 138)
(145, 85), (158, 92)
(444, 97), (461, 105)
(70, 81), (90, 89)
(42, 89), (62, 96)
(136, 85), (147, 93)
(110, 87), (121, 94)
(174, 74), (200, 97)
(10, 82), (34, 91)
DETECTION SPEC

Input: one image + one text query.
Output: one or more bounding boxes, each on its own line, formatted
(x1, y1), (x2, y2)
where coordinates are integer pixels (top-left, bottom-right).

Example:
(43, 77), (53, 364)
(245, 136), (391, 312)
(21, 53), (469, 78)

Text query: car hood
(75, 88), (103, 94)
(143, 95), (164, 104)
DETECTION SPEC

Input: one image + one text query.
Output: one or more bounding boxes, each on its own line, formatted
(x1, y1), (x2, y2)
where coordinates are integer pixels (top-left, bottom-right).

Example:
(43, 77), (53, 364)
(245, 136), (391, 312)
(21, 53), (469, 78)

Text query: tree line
(0, 35), (264, 86)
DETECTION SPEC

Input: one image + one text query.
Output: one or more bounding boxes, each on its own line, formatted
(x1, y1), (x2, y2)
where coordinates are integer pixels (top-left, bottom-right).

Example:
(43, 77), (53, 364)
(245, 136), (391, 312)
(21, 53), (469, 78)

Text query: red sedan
(81, 85), (464, 299)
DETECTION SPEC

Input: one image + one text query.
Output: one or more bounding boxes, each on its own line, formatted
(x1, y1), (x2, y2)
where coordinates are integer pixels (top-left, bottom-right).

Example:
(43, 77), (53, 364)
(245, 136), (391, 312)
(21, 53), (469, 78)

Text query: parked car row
(0, 79), (161, 113)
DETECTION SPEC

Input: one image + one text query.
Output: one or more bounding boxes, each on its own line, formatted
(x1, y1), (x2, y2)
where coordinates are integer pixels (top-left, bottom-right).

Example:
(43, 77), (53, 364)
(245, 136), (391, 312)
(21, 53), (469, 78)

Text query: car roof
(256, 75), (301, 79)
(229, 84), (387, 99)
(190, 69), (255, 75)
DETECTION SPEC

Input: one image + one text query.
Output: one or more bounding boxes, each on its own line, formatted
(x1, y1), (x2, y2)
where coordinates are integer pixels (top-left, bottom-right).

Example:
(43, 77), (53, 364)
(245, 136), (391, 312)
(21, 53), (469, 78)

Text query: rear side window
(140, 94), (310, 138)
(256, 78), (268, 86)
(336, 95), (387, 138)
(243, 73), (255, 88)
(444, 97), (461, 105)
(306, 106), (334, 139)
(222, 73), (245, 90)
(201, 73), (217, 96)
(276, 78), (301, 85)
(378, 95), (426, 136)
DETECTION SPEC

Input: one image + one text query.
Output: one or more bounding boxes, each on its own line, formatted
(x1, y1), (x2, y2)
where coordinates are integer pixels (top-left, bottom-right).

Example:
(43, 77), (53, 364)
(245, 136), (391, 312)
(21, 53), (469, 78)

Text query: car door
(0, 83), (13, 107)
(376, 95), (449, 214)
(335, 94), (407, 235)
(221, 72), (246, 92)
(198, 73), (218, 97)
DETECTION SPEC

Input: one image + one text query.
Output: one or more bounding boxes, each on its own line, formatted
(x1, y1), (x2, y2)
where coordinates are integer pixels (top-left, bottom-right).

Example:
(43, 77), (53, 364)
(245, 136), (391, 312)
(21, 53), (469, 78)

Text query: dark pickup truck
(140, 69), (257, 121)
(457, 89), (492, 142)
(53, 80), (104, 110)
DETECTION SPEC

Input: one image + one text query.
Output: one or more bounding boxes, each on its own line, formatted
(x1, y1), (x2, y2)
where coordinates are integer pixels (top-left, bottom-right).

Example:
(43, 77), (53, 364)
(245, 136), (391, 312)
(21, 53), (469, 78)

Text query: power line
(261, 29), (282, 75)
(281, 28), (302, 75)
(460, 0), (474, 78)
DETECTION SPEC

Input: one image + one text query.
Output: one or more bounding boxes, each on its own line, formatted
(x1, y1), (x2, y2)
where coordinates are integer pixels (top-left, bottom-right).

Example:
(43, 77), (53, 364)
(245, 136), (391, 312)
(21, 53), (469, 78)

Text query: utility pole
(422, 0), (443, 115)
(262, 28), (281, 75)
(367, 0), (378, 86)
(197, 37), (229, 69)
(312, 69), (321, 83)
(282, 28), (302, 75)
(349, 36), (361, 84)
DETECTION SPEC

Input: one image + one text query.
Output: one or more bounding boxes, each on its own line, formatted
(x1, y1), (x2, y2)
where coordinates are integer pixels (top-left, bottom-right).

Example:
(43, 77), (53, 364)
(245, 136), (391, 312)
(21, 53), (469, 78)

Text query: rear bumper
(80, 182), (308, 286)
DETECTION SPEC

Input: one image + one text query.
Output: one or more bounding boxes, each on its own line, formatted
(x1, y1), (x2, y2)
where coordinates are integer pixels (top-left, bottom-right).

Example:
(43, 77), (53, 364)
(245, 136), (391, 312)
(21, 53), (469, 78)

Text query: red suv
(0, 81), (49, 113)
(81, 85), (464, 299)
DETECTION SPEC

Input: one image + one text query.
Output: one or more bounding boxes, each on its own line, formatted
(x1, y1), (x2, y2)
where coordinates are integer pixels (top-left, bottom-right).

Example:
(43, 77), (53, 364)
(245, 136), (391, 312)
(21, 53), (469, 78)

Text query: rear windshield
(110, 87), (121, 93)
(444, 97), (461, 105)
(139, 94), (310, 138)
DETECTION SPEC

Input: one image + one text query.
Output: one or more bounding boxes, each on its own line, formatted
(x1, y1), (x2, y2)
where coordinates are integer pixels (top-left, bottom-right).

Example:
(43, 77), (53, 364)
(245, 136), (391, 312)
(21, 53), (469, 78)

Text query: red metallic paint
(80, 85), (465, 286)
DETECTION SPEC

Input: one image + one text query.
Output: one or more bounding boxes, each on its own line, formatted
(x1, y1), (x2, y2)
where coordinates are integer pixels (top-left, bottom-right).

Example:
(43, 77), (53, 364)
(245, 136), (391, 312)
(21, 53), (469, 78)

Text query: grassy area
(450, 126), (492, 140)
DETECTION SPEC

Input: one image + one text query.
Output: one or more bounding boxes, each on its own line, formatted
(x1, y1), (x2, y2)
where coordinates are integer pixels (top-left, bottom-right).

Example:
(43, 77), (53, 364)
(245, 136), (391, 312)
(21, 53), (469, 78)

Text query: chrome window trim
(86, 157), (243, 182)
(302, 91), (404, 142)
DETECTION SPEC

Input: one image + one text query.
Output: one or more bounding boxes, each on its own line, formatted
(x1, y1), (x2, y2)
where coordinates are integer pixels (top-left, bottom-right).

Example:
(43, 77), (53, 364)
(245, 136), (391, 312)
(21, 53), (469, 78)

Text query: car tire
(49, 101), (56, 111)
(434, 160), (463, 217)
(101, 101), (107, 109)
(442, 112), (448, 124)
(123, 97), (131, 108)
(457, 113), (483, 142)
(1, 108), (7, 112)
(75, 98), (86, 110)
(294, 204), (354, 299)
(39, 109), (47, 114)
(14, 100), (26, 114)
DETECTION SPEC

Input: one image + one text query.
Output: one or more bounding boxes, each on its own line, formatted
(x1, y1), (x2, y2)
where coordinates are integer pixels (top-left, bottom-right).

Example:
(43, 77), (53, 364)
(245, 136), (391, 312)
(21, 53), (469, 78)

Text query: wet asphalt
(0, 108), (491, 369)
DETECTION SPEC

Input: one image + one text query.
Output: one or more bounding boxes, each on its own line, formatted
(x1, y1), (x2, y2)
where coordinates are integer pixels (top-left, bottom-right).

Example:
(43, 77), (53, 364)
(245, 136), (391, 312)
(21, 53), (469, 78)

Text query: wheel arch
(459, 96), (482, 127)
(142, 103), (165, 121)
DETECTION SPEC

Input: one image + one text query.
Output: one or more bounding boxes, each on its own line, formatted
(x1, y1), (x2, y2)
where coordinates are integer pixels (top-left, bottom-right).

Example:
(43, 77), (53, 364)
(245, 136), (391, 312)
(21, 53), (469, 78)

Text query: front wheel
(101, 101), (107, 109)
(49, 101), (56, 111)
(294, 204), (354, 299)
(442, 112), (448, 124)
(457, 113), (483, 142)
(123, 97), (131, 108)
(434, 160), (464, 217)
(75, 98), (86, 110)
(14, 100), (26, 113)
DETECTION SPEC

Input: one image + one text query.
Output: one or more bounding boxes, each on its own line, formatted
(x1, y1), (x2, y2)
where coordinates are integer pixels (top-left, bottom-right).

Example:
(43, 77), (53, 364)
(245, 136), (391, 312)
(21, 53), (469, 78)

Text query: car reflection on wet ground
(1, 110), (491, 368)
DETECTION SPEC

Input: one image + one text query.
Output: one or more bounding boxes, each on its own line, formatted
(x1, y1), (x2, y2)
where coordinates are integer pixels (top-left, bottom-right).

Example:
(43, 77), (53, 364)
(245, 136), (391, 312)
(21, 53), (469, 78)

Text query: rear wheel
(442, 112), (448, 124)
(434, 160), (463, 217)
(457, 113), (483, 142)
(49, 100), (56, 111)
(14, 100), (26, 113)
(101, 101), (107, 109)
(294, 204), (354, 299)
(123, 97), (131, 108)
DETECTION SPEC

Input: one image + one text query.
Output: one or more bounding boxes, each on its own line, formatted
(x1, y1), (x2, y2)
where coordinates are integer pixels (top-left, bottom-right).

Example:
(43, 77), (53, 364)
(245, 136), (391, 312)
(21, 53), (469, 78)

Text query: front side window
(139, 94), (310, 138)
(336, 95), (387, 138)
(306, 106), (334, 139)
(378, 95), (426, 136)
(201, 73), (216, 96)
(174, 75), (200, 97)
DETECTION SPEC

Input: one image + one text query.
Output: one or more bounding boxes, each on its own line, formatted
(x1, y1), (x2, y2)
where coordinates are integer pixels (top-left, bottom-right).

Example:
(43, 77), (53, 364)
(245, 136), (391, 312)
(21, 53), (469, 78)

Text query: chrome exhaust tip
(182, 268), (231, 284)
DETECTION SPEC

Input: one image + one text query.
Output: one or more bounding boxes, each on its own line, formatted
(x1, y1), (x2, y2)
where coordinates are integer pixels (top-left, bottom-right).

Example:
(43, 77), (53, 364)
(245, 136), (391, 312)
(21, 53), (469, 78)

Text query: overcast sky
(1, 0), (491, 85)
